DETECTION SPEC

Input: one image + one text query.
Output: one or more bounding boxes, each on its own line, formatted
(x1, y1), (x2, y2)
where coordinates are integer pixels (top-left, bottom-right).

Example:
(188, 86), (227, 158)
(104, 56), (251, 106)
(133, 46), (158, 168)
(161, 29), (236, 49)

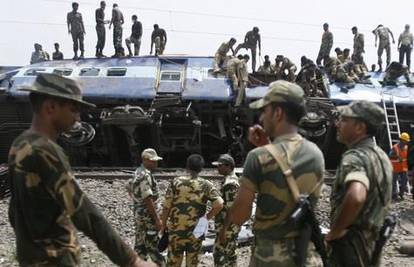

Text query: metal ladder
(381, 93), (401, 148)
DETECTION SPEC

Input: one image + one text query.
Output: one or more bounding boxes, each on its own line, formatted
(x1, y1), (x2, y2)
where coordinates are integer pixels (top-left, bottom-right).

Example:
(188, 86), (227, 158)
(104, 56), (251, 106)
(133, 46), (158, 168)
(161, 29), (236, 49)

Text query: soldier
(398, 24), (413, 70)
(67, 2), (85, 59)
(109, 3), (125, 57)
(334, 47), (343, 61)
(342, 48), (351, 63)
(212, 154), (240, 267)
(213, 38), (237, 72)
(327, 100), (393, 267)
(235, 54), (250, 107)
(383, 61), (412, 86)
(227, 55), (243, 92)
(8, 73), (155, 267)
(150, 24), (167, 56)
(234, 27), (261, 72)
(52, 42), (64, 60)
(30, 43), (49, 64)
(161, 154), (224, 267)
(95, 1), (110, 58)
(372, 24), (395, 71)
(125, 15), (143, 57)
(257, 55), (273, 74)
(316, 23), (334, 66)
(280, 56), (297, 82)
(226, 80), (325, 266)
(352, 26), (365, 64)
(272, 55), (283, 78)
(127, 148), (166, 266)
(352, 54), (370, 81)
(390, 132), (410, 200)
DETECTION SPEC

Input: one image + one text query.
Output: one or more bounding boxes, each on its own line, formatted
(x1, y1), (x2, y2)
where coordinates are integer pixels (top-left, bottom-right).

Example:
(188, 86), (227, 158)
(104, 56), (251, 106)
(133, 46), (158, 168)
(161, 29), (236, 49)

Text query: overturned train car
(0, 56), (413, 169)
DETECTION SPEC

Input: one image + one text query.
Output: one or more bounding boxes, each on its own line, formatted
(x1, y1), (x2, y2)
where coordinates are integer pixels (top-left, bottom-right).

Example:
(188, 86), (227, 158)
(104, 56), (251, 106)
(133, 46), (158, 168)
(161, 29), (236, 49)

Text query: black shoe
(73, 55), (79, 60)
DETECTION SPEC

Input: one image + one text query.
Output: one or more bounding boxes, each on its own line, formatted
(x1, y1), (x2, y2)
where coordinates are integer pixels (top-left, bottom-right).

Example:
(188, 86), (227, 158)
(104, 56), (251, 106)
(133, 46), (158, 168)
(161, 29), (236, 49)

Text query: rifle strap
(264, 141), (302, 203)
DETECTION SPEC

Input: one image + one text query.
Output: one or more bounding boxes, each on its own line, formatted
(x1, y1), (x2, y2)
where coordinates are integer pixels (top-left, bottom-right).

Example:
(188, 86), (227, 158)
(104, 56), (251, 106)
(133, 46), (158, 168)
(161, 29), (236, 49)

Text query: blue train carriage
(1, 55), (414, 169)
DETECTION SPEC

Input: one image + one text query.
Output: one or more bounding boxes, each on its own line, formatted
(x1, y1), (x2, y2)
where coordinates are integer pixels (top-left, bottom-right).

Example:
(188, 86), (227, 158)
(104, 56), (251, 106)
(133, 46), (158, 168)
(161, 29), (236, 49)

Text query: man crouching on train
(127, 148), (166, 266)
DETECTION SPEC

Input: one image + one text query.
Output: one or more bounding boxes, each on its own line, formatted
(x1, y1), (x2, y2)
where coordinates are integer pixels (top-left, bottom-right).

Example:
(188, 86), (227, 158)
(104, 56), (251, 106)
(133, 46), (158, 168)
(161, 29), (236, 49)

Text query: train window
(53, 68), (73, 76)
(79, 68), (100, 76)
(24, 68), (47, 76)
(107, 68), (127, 76)
(160, 71), (181, 81)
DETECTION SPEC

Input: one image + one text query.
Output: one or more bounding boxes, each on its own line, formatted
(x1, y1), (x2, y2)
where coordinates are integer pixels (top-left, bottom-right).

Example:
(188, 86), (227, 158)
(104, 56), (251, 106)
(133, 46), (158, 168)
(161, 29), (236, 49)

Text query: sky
(1, 0), (413, 69)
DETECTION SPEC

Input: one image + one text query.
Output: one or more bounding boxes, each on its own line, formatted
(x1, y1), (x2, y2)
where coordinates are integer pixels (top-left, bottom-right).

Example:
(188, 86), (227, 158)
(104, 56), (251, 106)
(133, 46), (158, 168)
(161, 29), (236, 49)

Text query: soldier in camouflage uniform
(67, 2), (85, 59)
(127, 148), (166, 267)
(234, 27), (261, 72)
(214, 38), (237, 72)
(8, 73), (155, 267)
(161, 154), (224, 267)
(30, 43), (50, 64)
(327, 101), (393, 267)
(235, 54), (250, 107)
(352, 26), (365, 64)
(150, 24), (167, 56)
(316, 23), (334, 66)
(109, 3), (125, 57)
(226, 80), (325, 266)
(372, 24), (395, 71)
(212, 154), (240, 267)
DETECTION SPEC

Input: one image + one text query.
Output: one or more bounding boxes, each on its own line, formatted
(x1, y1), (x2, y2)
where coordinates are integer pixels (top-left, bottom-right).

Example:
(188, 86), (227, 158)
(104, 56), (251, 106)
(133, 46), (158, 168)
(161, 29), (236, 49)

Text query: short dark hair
(230, 37), (236, 43)
(54, 42), (59, 46)
(29, 92), (67, 113)
(113, 3), (118, 8)
(352, 26), (357, 31)
(72, 2), (78, 8)
(271, 101), (306, 125)
(323, 23), (329, 27)
(154, 24), (159, 28)
(132, 15), (137, 20)
(186, 154), (205, 173)
(243, 54), (250, 60)
(100, 1), (105, 5)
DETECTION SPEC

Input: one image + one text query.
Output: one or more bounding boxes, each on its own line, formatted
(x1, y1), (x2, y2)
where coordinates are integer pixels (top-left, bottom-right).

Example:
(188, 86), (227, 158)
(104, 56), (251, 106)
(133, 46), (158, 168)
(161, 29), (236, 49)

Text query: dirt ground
(1, 178), (414, 266)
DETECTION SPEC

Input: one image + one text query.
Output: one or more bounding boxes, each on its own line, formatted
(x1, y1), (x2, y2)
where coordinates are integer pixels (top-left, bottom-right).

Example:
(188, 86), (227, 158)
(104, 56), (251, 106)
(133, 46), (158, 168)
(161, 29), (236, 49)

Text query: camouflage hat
(212, 154), (235, 167)
(338, 100), (384, 127)
(19, 73), (95, 108)
(249, 80), (305, 109)
(141, 148), (163, 161)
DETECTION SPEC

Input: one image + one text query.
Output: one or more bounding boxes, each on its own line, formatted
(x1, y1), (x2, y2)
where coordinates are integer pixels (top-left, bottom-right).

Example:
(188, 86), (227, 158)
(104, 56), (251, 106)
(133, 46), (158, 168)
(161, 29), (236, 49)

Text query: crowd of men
(30, 1), (167, 63)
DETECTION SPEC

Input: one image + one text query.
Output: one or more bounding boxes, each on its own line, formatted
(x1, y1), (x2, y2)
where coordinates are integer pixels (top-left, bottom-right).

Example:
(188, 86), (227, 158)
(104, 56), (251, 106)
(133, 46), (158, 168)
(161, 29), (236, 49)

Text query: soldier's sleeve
(223, 182), (240, 209)
(340, 151), (370, 190)
(136, 173), (153, 200)
(240, 150), (260, 193)
(206, 180), (221, 202)
(34, 146), (137, 266)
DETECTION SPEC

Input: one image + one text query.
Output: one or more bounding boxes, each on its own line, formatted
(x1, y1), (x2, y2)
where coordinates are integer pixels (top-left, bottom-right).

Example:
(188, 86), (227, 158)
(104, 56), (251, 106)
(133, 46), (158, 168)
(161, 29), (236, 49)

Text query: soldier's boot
(95, 48), (100, 58)
(73, 52), (78, 60)
(79, 51), (84, 59)
(378, 63), (383, 72)
(127, 45), (133, 57)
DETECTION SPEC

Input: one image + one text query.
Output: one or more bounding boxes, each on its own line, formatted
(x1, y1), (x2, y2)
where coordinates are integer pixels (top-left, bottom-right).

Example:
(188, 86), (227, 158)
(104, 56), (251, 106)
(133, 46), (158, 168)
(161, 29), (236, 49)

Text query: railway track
(0, 166), (336, 199)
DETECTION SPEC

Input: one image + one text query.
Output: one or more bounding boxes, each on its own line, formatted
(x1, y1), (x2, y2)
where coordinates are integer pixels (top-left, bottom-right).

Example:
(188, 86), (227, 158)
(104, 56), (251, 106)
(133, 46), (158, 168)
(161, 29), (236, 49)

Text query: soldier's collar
(271, 133), (302, 144)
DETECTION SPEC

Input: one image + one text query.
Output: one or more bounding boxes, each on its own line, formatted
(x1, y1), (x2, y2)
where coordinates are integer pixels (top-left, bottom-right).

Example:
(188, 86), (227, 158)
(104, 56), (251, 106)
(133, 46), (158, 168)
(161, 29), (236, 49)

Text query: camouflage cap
(249, 80), (305, 109)
(141, 148), (163, 161)
(212, 154), (235, 167)
(19, 73), (95, 108)
(338, 100), (384, 127)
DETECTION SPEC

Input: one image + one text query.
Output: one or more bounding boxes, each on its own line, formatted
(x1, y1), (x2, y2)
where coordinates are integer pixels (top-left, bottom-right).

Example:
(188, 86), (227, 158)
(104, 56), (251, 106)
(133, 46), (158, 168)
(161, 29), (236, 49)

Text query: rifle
(371, 214), (397, 266)
(290, 195), (330, 267)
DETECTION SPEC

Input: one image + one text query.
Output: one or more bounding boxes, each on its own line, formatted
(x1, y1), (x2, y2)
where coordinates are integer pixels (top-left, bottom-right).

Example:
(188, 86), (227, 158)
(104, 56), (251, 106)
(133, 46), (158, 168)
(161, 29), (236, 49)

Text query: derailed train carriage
(0, 55), (414, 170)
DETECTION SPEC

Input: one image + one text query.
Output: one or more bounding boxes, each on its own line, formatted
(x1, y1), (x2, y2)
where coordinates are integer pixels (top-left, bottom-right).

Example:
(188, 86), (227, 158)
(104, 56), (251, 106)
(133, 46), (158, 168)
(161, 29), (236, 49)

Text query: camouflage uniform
(111, 7), (124, 54)
(67, 11), (85, 55)
(353, 32), (365, 62)
(152, 28), (167, 55)
(241, 133), (325, 266)
(316, 30), (333, 65)
(235, 59), (249, 107)
(30, 50), (49, 64)
(234, 30), (261, 72)
(129, 164), (165, 266)
(213, 171), (240, 267)
(227, 57), (242, 91)
(280, 57), (297, 82)
(383, 61), (412, 85)
(163, 176), (221, 267)
(215, 41), (234, 71)
(329, 101), (393, 267)
(373, 26), (393, 67)
(8, 130), (137, 266)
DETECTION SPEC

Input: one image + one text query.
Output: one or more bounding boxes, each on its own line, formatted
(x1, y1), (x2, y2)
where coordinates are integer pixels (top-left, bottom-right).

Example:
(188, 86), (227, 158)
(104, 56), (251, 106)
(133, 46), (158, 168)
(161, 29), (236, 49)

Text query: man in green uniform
(352, 26), (365, 64)
(161, 154), (224, 267)
(109, 3), (125, 57)
(214, 38), (237, 72)
(327, 100), (393, 267)
(372, 24), (395, 71)
(8, 73), (156, 267)
(127, 148), (166, 267)
(212, 154), (240, 267)
(67, 2), (85, 59)
(234, 27), (261, 72)
(316, 23), (334, 66)
(226, 80), (325, 266)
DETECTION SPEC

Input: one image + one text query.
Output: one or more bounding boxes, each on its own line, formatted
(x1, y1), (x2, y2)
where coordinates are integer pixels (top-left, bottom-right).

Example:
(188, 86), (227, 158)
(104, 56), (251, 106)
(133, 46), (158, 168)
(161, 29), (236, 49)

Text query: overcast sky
(1, 0), (413, 68)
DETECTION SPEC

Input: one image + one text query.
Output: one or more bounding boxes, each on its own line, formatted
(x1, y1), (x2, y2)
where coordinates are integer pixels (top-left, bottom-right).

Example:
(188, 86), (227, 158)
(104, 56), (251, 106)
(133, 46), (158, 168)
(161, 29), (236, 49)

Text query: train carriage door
(156, 58), (187, 94)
